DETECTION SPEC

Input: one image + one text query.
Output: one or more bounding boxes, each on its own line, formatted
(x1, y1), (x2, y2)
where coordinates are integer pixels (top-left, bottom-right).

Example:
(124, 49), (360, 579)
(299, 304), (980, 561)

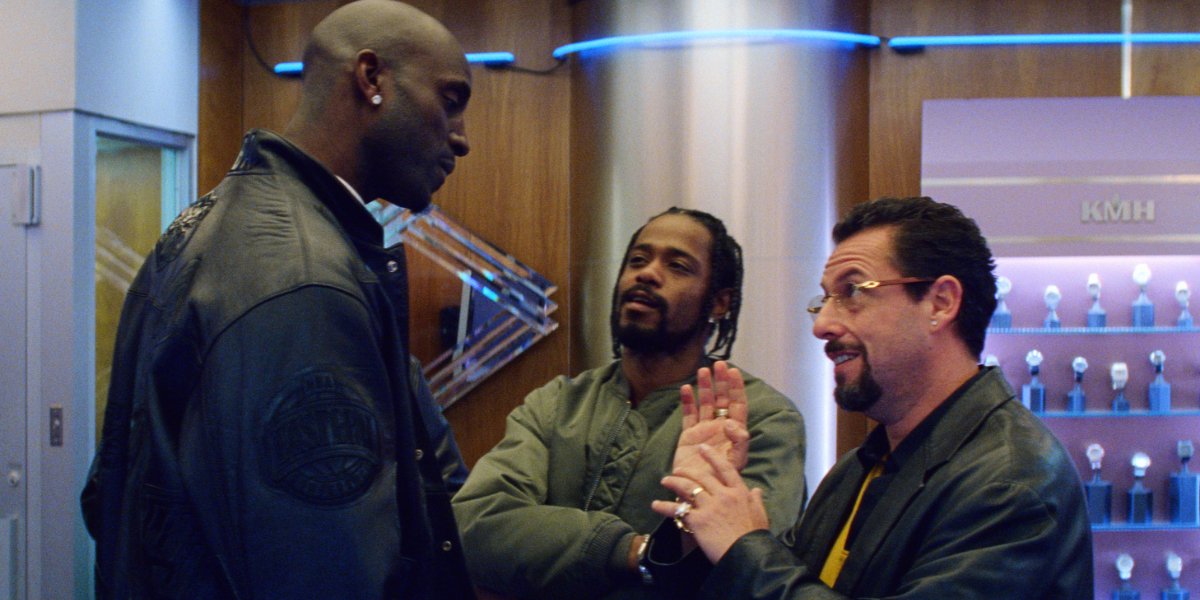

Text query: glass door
(93, 129), (190, 443)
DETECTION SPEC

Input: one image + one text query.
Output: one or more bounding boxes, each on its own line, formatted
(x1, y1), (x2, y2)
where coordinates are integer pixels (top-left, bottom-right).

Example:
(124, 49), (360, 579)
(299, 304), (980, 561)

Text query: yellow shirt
(819, 460), (886, 587)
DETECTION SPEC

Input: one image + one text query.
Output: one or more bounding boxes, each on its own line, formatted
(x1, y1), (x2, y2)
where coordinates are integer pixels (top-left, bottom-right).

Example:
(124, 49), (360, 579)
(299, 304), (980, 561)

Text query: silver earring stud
(371, 94), (383, 105)
(931, 320), (938, 327)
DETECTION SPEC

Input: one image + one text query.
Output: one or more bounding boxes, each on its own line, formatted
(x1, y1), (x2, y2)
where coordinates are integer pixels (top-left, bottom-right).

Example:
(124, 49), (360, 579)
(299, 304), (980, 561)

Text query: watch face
(1132, 263), (1152, 286)
(996, 276), (1012, 295)
(1116, 553), (1134, 579)
(1072, 357), (1088, 373)
(1110, 363), (1128, 388)
(1044, 285), (1061, 304)
(1131, 452), (1151, 470)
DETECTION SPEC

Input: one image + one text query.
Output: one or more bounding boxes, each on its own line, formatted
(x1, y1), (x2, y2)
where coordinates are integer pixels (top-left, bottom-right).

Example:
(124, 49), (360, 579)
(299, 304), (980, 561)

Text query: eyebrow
(820, 267), (867, 290)
(630, 243), (701, 267)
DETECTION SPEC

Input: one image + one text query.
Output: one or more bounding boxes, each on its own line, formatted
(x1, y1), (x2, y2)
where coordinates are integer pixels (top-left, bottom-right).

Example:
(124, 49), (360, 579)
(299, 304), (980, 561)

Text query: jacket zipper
(581, 401), (631, 511)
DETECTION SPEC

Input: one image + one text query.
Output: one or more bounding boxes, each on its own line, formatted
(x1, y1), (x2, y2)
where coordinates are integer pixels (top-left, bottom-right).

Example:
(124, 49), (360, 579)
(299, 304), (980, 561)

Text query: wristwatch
(635, 534), (654, 585)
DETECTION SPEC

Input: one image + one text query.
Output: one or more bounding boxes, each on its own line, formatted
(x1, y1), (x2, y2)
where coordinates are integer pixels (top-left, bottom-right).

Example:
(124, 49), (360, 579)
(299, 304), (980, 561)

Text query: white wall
(0, 0), (199, 134)
(0, 0), (77, 114)
(76, 0), (199, 135)
(0, 1), (199, 597)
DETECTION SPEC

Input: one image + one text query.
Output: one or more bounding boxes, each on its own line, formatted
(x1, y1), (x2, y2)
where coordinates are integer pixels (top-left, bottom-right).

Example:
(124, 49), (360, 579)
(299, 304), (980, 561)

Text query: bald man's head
(287, 0), (471, 210)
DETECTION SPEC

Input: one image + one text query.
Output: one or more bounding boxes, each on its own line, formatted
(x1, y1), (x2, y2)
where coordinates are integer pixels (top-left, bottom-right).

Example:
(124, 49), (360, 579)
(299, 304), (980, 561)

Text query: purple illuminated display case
(924, 97), (1200, 599)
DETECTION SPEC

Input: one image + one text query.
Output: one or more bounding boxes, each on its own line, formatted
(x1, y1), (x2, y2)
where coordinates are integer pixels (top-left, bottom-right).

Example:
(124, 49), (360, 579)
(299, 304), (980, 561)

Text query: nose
(633, 262), (663, 286)
(811, 303), (842, 341)
(449, 117), (470, 157)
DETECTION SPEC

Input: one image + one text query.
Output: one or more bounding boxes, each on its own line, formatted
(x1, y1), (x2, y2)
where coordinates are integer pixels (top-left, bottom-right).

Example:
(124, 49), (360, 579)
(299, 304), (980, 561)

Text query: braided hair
(610, 207), (743, 360)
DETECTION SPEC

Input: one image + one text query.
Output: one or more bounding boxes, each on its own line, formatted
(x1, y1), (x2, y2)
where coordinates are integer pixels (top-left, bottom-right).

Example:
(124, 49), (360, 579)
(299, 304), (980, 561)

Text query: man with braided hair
(452, 207), (807, 599)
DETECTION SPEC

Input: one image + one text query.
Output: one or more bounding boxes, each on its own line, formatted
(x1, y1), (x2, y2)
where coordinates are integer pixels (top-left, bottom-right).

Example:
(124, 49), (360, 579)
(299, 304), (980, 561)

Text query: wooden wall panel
(200, 0), (572, 466)
(241, 1), (342, 133)
(422, 0), (573, 466)
(868, 0), (1123, 199)
(199, 0), (245, 195)
(1134, 0), (1200, 95)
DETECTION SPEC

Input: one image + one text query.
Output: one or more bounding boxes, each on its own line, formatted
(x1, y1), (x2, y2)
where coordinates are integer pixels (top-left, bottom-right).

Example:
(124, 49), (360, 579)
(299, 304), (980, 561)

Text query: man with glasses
(647, 197), (1093, 599)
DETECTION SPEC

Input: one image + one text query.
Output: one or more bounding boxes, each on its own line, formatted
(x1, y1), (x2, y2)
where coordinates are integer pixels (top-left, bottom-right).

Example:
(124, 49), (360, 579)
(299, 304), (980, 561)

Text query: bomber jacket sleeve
(452, 380), (637, 599)
(701, 474), (1085, 599)
(182, 286), (418, 598)
(739, 384), (807, 534)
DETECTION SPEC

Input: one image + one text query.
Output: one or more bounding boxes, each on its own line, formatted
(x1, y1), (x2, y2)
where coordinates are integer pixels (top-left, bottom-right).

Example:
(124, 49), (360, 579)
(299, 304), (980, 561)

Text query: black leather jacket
(82, 129), (474, 599)
(649, 367), (1093, 599)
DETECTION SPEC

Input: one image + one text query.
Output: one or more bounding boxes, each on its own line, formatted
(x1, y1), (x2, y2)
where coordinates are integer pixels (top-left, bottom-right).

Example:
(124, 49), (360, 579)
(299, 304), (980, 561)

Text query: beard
(359, 114), (436, 212)
(610, 284), (710, 356)
(830, 344), (884, 413)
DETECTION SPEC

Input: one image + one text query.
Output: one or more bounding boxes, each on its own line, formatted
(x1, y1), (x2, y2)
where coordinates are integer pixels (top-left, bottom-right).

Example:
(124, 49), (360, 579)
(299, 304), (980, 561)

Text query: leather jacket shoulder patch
(156, 193), (216, 268)
(260, 370), (382, 507)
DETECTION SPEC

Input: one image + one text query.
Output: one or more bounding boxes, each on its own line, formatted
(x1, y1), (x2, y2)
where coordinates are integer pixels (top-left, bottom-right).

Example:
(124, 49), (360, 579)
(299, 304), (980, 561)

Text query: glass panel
(371, 203), (558, 409)
(95, 135), (178, 442)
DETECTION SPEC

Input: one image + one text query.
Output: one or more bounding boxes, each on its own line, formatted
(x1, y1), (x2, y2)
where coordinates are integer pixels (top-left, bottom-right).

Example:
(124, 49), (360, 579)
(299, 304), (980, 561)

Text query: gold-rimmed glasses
(806, 277), (935, 321)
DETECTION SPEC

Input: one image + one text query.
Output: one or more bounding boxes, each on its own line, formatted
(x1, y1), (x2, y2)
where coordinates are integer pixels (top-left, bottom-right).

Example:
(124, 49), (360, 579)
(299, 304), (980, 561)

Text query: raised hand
(673, 361), (751, 476)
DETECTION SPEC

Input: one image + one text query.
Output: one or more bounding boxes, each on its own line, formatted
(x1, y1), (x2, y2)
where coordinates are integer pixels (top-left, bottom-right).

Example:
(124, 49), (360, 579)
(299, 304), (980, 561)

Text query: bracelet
(635, 534), (654, 586)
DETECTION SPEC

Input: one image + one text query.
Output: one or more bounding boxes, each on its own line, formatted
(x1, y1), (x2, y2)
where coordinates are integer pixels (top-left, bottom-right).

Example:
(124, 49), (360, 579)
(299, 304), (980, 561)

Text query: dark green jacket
(453, 361), (806, 599)
(702, 367), (1093, 599)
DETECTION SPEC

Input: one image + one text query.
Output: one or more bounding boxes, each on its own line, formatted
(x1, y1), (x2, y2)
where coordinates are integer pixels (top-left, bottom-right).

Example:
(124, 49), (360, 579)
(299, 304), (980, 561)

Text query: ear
(710, 288), (733, 321)
(927, 275), (963, 331)
(353, 49), (383, 105)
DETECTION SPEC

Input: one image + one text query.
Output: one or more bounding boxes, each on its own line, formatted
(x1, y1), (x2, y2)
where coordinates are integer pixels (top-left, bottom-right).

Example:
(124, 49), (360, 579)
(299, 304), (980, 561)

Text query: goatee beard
(833, 352), (883, 413)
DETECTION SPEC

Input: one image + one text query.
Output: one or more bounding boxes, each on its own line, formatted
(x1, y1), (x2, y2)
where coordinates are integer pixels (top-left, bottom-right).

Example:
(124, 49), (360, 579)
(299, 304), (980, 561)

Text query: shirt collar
(335, 175), (367, 205)
(857, 366), (987, 473)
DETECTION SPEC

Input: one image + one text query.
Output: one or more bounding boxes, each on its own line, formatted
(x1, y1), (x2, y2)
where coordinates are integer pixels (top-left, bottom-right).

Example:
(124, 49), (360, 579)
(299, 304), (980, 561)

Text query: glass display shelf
(989, 326), (1200, 335)
(1038, 410), (1200, 419)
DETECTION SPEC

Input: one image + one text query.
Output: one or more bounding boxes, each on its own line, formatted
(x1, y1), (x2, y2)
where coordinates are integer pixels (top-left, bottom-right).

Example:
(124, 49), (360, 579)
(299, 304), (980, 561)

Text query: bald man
(81, 2), (475, 598)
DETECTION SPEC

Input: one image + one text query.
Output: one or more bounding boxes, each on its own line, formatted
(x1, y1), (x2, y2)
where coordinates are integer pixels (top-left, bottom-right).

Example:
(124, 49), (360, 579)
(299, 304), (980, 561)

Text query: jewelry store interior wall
(200, 0), (1200, 470)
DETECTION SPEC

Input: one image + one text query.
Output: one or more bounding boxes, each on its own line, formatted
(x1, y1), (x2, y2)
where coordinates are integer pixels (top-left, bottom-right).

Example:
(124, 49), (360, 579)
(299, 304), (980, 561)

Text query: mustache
(620, 284), (667, 310)
(824, 341), (864, 355)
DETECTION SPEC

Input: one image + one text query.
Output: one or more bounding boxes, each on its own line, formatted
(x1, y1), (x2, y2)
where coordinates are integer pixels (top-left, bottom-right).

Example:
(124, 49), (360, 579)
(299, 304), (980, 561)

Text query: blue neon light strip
(466, 52), (516, 65)
(274, 61), (303, 75)
(273, 52), (515, 76)
(889, 32), (1200, 49)
(553, 29), (880, 60)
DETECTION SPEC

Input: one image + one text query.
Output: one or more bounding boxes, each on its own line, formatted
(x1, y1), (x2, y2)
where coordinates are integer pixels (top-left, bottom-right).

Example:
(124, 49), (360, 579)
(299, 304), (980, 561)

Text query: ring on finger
(673, 516), (693, 534)
(673, 501), (695, 533)
(689, 486), (705, 502)
(673, 501), (692, 519)
(715, 408), (730, 418)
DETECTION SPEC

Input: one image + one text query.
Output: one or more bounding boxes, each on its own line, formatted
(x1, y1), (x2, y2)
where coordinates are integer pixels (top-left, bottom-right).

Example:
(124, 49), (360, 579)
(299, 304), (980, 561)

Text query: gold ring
(689, 486), (705, 502)
(715, 408), (730, 418)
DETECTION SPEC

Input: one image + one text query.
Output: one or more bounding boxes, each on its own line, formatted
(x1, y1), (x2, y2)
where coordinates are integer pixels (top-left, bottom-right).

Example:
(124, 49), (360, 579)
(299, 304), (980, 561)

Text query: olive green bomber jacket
(452, 361), (807, 599)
